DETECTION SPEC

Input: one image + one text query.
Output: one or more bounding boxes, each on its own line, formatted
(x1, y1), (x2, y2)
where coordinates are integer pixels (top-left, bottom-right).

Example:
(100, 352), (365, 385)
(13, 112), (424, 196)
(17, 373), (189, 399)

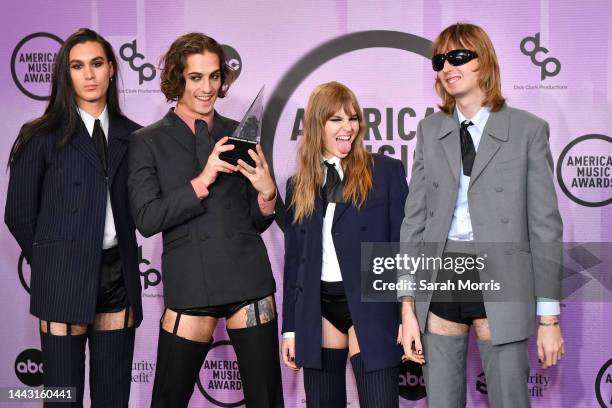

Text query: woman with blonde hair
(282, 82), (408, 407)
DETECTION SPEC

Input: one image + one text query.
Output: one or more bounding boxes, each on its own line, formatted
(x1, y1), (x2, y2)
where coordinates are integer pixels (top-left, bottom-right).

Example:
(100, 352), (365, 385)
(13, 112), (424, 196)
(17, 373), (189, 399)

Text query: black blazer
(283, 154), (408, 371)
(5, 114), (143, 325)
(128, 110), (276, 309)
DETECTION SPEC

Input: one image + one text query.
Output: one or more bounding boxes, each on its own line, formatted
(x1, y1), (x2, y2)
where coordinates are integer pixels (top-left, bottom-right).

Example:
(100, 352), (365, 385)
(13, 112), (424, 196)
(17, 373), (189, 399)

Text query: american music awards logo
(556, 134), (612, 207)
(196, 340), (244, 407)
(596, 359), (612, 408)
(11, 32), (63, 100)
(263, 30), (436, 229)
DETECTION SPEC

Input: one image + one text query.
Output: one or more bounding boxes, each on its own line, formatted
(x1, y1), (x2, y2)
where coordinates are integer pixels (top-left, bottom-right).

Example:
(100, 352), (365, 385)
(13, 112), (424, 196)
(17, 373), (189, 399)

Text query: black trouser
(39, 246), (135, 408)
(151, 298), (284, 407)
(40, 309), (135, 407)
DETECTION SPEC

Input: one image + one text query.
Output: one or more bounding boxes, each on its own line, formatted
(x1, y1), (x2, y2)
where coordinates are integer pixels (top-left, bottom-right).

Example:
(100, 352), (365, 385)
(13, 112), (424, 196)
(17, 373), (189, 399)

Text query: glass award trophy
(220, 86), (264, 167)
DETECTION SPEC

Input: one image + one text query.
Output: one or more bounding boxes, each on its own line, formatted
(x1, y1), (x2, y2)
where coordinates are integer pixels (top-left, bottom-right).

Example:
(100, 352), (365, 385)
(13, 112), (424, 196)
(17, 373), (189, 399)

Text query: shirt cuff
(191, 178), (209, 200)
(258, 190), (277, 216)
(282, 332), (295, 339)
(397, 273), (416, 301)
(536, 298), (560, 316)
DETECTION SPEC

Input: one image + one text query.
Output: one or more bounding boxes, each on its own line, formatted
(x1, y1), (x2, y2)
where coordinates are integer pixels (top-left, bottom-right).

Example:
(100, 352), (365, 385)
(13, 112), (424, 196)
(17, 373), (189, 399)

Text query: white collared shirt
(77, 106), (118, 249)
(283, 156), (344, 339)
(447, 106), (490, 241)
(321, 155), (344, 282)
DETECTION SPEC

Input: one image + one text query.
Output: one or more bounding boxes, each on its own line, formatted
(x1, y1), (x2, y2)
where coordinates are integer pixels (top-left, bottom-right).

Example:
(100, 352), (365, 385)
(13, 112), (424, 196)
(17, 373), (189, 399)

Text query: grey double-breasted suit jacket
(399, 104), (563, 345)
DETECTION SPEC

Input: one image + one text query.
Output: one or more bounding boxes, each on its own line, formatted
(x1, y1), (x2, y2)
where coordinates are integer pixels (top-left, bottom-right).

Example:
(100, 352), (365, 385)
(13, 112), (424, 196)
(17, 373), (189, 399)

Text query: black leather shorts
(428, 250), (486, 325)
(175, 299), (257, 319)
(320, 281), (353, 334)
(95, 246), (129, 313)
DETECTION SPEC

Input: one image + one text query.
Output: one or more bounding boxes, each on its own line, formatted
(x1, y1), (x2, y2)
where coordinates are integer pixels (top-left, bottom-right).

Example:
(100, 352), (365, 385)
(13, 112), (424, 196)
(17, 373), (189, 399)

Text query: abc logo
(520, 32), (561, 81)
(222, 45), (242, 80)
(399, 360), (426, 401)
(15, 349), (44, 386)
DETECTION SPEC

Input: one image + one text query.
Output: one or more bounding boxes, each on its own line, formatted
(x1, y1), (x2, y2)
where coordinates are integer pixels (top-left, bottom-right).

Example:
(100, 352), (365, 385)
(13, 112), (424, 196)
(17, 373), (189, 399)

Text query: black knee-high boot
(303, 348), (348, 408)
(40, 327), (87, 408)
(350, 353), (399, 408)
(88, 326), (136, 407)
(150, 327), (211, 408)
(227, 318), (284, 407)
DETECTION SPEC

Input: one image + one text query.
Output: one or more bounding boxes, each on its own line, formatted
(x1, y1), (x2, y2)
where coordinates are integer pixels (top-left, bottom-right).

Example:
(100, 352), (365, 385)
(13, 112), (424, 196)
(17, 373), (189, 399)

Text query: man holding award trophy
(128, 33), (283, 407)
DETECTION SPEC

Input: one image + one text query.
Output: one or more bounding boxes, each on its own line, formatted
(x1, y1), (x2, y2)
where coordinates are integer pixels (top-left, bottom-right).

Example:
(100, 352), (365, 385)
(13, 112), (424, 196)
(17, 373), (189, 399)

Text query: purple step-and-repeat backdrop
(1, 1), (611, 407)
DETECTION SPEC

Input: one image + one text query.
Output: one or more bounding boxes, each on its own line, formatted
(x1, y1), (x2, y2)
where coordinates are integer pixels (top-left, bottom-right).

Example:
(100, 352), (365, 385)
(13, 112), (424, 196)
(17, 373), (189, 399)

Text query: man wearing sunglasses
(399, 23), (564, 407)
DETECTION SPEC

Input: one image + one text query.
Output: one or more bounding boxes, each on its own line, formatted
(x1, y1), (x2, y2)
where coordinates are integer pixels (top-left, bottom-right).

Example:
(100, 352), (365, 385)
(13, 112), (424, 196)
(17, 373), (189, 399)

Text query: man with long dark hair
(128, 32), (283, 407)
(6, 28), (142, 407)
(400, 23), (564, 407)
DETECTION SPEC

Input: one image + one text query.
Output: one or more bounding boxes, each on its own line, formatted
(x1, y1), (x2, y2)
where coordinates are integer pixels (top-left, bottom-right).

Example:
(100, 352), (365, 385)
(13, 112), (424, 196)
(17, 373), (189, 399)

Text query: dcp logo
(222, 45), (242, 80)
(15, 349), (44, 386)
(139, 246), (161, 290)
(520, 32), (561, 80)
(119, 40), (156, 85)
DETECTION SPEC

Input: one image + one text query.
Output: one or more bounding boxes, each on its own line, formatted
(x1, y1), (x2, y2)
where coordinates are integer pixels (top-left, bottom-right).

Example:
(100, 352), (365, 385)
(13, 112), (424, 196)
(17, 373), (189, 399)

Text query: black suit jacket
(5, 114), (143, 324)
(283, 154), (408, 371)
(128, 110), (276, 308)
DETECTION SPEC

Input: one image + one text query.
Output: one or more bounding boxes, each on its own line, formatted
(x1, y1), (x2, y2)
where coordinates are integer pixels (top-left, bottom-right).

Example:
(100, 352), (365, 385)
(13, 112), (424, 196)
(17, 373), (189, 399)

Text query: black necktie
(195, 119), (214, 157)
(460, 120), (476, 177)
(92, 119), (108, 174)
(322, 161), (342, 216)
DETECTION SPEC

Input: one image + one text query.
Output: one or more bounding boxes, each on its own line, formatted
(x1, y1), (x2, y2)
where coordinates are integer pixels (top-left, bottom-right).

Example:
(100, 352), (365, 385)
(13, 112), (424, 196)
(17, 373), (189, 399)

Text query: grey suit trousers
(422, 332), (530, 408)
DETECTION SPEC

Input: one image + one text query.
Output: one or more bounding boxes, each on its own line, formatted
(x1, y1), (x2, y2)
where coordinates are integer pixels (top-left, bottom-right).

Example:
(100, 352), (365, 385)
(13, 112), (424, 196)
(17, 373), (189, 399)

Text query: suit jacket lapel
(71, 123), (105, 175)
(164, 110), (197, 157)
(438, 112), (461, 183)
(468, 106), (509, 190)
(332, 202), (350, 228)
(313, 193), (324, 228)
(107, 115), (129, 184)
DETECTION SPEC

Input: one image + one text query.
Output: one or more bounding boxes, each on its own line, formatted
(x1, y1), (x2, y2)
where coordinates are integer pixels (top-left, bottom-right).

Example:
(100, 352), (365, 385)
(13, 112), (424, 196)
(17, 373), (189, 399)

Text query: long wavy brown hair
(290, 82), (373, 223)
(159, 32), (235, 101)
(433, 23), (505, 113)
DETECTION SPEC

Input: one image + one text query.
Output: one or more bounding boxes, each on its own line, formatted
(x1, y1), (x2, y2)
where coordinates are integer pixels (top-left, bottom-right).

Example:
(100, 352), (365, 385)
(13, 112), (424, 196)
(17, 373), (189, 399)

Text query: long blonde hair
(433, 23), (505, 113)
(290, 82), (373, 223)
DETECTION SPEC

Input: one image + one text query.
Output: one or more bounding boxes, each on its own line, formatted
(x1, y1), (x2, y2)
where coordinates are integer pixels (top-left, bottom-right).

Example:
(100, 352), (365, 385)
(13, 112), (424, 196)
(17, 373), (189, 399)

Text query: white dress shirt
(284, 156), (345, 339)
(320, 156), (344, 282)
(78, 106), (118, 250)
(450, 107), (559, 316)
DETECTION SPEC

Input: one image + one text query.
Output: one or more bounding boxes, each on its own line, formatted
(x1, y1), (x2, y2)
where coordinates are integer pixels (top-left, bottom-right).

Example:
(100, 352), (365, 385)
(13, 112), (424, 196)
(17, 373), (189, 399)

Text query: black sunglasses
(432, 49), (478, 71)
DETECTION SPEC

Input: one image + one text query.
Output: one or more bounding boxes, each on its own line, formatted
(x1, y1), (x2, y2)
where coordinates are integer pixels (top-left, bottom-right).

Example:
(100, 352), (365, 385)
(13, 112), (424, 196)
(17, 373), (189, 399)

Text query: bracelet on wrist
(539, 321), (559, 327)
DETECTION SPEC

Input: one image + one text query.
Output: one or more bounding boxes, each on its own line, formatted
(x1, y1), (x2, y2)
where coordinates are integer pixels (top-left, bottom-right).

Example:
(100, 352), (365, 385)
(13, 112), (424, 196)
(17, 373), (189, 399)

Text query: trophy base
(219, 137), (258, 167)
